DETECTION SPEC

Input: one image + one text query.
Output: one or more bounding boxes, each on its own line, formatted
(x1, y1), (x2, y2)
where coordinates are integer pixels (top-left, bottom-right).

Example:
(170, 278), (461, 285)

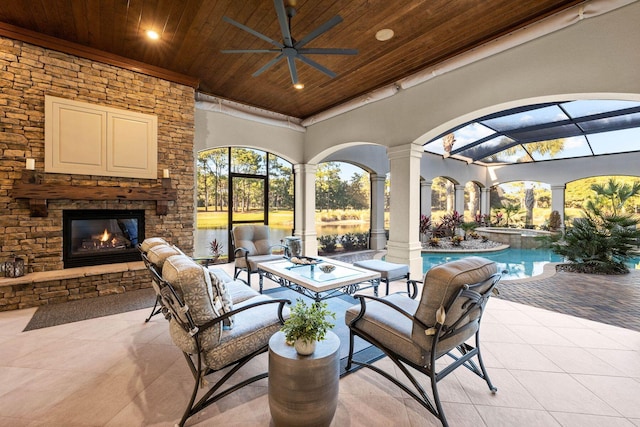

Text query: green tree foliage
(196, 148), (294, 215)
(197, 148), (228, 211)
(586, 178), (640, 216)
(231, 148), (265, 213)
(268, 153), (294, 210)
(315, 162), (370, 211)
(346, 172), (370, 209)
(566, 176), (640, 212)
(543, 178), (640, 274)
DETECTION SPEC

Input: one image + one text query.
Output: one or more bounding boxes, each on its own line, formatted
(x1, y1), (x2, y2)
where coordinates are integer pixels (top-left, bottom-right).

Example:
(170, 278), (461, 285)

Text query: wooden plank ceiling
(0, 0), (585, 119)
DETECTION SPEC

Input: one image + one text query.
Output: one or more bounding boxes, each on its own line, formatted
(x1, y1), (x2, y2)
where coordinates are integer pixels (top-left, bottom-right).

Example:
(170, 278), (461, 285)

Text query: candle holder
(4, 254), (25, 278)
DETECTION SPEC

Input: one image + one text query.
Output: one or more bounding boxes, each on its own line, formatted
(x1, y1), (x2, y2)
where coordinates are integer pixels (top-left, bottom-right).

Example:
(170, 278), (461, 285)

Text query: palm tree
(587, 178), (640, 216)
(501, 203), (521, 227)
(543, 177), (640, 274)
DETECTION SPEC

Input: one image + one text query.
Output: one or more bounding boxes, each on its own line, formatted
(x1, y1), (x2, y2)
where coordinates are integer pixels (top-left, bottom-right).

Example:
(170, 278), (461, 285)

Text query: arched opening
(489, 181), (550, 229)
(430, 176), (456, 220)
(195, 147), (294, 259)
(566, 175), (640, 225)
(315, 161), (372, 254)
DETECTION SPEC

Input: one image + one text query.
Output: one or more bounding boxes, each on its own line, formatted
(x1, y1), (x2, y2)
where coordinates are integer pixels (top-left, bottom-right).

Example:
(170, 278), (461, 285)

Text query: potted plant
(209, 238), (223, 262)
(281, 299), (336, 355)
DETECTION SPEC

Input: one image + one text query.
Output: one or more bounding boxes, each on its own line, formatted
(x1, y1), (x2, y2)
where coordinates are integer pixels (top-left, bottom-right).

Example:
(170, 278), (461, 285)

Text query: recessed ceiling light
(146, 30), (160, 40)
(293, 83), (304, 90)
(375, 29), (394, 41)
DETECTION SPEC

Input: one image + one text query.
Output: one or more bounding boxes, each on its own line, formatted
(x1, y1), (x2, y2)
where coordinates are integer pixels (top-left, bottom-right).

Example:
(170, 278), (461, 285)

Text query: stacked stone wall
(0, 36), (195, 310)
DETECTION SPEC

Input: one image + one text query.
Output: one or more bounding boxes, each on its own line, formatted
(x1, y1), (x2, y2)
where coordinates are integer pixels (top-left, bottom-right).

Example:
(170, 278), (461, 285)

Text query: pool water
(422, 249), (640, 280)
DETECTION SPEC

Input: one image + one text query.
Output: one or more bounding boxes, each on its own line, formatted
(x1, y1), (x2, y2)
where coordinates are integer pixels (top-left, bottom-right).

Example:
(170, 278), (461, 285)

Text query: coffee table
(257, 257), (381, 302)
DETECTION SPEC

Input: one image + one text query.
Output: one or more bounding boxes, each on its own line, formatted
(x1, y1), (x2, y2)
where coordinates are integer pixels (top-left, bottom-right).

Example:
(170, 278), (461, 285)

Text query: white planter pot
(294, 339), (317, 355)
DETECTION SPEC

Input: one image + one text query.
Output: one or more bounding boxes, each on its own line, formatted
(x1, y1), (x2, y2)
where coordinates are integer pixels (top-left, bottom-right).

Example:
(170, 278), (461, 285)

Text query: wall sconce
(4, 255), (25, 278)
(163, 169), (170, 178)
(26, 158), (35, 170)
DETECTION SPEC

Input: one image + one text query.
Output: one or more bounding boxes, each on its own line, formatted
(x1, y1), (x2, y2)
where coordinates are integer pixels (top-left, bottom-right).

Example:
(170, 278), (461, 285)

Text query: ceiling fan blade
(286, 56), (299, 84)
(221, 49), (280, 54)
(222, 16), (283, 49)
(296, 54), (336, 78)
(294, 15), (343, 49)
(252, 53), (284, 77)
(274, 0), (294, 47)
(297, 48), (358, 55)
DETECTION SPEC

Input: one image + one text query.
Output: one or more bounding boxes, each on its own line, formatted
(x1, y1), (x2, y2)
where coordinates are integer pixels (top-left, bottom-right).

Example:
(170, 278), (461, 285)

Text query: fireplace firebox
(63, 210), (145, 268)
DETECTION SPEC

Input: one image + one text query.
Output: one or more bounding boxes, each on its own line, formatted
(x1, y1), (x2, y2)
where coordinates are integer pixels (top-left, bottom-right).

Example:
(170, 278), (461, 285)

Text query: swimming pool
(422, 248), (640, 280)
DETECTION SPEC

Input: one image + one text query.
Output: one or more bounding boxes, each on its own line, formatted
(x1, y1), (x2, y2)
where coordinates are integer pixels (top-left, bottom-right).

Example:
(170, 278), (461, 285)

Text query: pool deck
(498, 263), (640, 332)
(332, 250), (640, 333)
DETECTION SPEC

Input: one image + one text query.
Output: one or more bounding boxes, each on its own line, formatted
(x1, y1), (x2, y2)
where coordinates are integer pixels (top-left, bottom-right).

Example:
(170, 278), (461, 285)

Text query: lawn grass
(196, 209), (294, 229)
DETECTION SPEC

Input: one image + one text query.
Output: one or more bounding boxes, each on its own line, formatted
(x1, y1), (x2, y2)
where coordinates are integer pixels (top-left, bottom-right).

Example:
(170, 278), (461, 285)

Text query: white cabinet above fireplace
(44, 95), (158, 179)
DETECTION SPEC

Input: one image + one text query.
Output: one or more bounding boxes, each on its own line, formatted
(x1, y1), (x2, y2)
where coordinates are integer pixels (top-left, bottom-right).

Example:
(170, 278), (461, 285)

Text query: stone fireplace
(62, 210), (145, 268)
(0, 34), (195, 311)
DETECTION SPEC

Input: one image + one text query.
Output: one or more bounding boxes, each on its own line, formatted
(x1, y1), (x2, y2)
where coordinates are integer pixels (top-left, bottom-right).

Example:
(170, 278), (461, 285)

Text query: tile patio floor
(0, 263), (639, 426)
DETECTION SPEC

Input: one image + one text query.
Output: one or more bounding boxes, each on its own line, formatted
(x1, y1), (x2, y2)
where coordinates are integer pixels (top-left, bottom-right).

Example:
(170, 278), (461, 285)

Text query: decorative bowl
(319, 264), (336, 274)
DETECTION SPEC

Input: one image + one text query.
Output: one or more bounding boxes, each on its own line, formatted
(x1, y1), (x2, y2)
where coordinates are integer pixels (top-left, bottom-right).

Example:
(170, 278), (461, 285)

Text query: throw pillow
(206, 268), (235, 330)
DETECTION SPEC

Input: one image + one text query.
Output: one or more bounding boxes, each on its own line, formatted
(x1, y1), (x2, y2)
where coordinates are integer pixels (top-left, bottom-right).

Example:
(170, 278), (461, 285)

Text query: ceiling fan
(221, 0), (358, 88)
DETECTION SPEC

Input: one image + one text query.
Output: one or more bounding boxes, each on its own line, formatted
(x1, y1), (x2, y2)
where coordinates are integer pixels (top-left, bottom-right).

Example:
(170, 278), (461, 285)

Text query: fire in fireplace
(63, 210), (145, 268)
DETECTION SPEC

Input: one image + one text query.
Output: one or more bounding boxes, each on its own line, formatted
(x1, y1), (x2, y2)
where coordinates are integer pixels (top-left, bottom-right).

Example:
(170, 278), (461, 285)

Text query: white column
(454, 184), (465, 216)
(386, 143), (423, 279)
(481, 187), (491, 220)
(370, 173), (387, 250)
(421, 180), (432, 219)
(551, 184), (566, 229)
(294, 164), (318, 256)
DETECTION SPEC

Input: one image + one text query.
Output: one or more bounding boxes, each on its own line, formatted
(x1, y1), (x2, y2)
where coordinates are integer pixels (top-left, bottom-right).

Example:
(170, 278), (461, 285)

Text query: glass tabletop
(270, 259), (363, 283)
(294, 263), (361, 283)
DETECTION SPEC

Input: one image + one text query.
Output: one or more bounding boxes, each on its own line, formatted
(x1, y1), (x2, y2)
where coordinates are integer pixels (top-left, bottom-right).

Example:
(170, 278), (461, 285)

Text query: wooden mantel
(11, 171), (177, 216)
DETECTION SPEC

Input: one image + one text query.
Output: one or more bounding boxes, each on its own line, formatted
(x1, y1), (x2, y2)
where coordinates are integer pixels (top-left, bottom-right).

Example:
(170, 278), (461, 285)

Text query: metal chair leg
(144, 297), (162, 323)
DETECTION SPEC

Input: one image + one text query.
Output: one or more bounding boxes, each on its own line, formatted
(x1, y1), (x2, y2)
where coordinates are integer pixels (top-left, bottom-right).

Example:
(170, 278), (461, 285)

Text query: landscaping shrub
(541, 179), (640, 274)
(340, 233), (358, 251)
(544, 214), (639, 274)
(318, 234), (338, 253)
(354, 232), (369, 249)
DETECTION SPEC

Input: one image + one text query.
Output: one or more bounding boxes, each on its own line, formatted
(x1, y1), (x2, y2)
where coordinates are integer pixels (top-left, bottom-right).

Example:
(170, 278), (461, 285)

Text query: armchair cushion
(235, 253), (286, 272)
(345, 293), (427, 365)
(206, 294), (288, 370)
(233, 225), (272, 255)
(147, 244), (182, 269)
(207, 267), (234, 283)
(162, 254), (222, 353)
(140, 237), (168, 253)
(414, 256), (497, 327)
(207, 267), (259, 303)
